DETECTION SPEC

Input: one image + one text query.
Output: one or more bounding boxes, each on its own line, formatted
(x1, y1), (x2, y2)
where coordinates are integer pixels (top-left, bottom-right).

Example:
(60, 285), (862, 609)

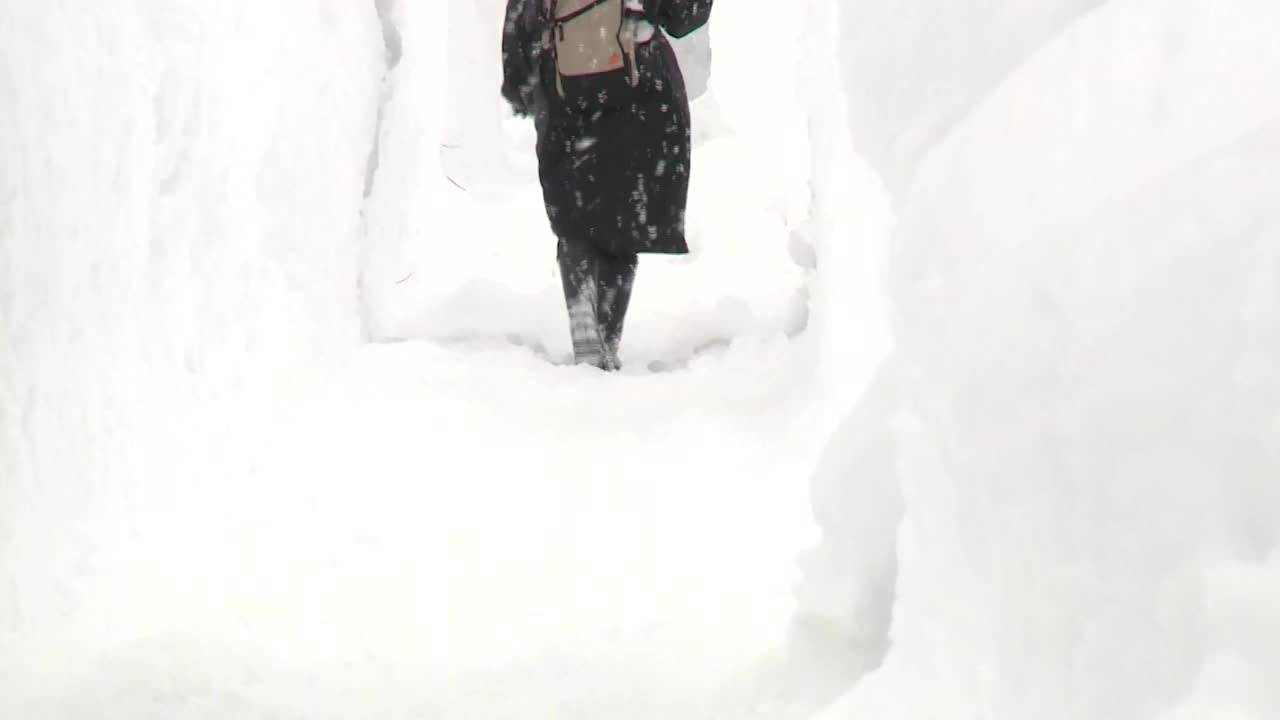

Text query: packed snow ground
(1, 344), (844, 718)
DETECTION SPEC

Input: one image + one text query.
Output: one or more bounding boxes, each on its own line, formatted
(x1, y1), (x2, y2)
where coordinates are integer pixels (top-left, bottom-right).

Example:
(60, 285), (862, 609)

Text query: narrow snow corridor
(1, 1), (884, 717)
(8, 1), (1276, 718)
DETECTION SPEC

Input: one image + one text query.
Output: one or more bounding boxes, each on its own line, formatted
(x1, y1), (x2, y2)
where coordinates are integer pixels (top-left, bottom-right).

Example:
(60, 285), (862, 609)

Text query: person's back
(501, 0), (713, 370)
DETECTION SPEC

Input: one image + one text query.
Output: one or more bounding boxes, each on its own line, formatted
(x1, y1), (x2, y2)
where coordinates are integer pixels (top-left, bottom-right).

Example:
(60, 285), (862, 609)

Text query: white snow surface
(805, 0), (1280, 719)
(1, 0), (875, 717)
(2, 0), (1277, 718)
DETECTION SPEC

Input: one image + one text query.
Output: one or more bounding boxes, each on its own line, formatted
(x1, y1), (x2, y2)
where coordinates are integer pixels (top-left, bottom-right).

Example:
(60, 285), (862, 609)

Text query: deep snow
(3, 0), (1278, 718)
(1, 0), (878, 717)
(804, 1), (1280, 718)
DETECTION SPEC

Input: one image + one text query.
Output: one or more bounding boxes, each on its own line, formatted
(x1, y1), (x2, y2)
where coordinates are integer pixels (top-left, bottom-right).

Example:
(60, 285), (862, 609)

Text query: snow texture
(0, 1), (856, 717)
(1, 0), (383, 646)
(2, 0), (1277, 717)
(804, 0), (1280, 718)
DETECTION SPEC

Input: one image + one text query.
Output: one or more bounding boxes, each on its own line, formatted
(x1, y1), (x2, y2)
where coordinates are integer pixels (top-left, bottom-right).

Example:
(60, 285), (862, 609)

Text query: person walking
(501, 0), (713, 370)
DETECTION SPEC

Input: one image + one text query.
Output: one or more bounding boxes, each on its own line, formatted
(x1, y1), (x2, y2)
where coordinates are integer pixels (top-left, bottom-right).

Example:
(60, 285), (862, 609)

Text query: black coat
(502, 0), (713, 256)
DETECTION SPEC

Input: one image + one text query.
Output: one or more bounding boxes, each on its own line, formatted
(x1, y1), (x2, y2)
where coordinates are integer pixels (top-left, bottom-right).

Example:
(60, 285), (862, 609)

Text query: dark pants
(557, 237), (638, 370)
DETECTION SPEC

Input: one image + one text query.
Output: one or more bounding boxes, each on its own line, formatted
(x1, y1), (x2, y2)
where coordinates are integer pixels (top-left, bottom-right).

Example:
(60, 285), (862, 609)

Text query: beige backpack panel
(545, 0), (640, 92)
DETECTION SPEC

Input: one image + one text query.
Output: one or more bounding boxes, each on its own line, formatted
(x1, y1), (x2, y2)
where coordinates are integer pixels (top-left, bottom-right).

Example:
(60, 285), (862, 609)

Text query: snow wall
(0, 2), (383, 647)
(4, 1), (1278, 716)
(803, 0), (1280, 718)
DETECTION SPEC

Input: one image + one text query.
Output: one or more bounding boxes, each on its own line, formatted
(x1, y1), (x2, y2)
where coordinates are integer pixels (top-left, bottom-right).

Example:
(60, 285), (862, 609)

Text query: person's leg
(596, 251), (638, 367)
(556, 237), (611, 369)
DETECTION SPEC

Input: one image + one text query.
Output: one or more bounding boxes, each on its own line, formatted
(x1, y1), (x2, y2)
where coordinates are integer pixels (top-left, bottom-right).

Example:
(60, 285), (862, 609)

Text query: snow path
(2, 342), (828, 717)
(8, 2), (1278, 718)
(0, 2), (884, 716)
(3, 339), (867, 719)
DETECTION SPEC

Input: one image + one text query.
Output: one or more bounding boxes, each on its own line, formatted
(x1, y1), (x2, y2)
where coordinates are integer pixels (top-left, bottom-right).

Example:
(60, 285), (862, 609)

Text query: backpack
(542, 0), (644, 101)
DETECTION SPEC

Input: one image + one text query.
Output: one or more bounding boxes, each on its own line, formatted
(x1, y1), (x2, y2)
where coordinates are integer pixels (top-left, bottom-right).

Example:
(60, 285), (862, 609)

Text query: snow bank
(836, 0), (1106, 197)
(0, 0), (382, 651)
(807, 0), (1280, 717)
